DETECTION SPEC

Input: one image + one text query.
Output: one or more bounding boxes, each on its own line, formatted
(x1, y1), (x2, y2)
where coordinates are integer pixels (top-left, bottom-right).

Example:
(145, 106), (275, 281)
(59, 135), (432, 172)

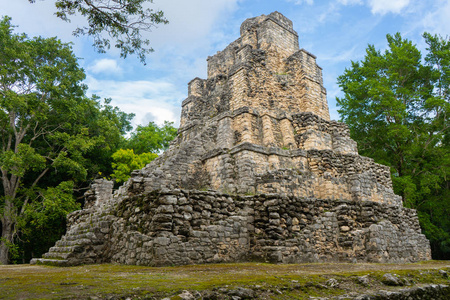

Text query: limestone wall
(137, 109), (398, 205)
(41, 188), (429, 266)
(181, 107), (351, 153)
(201, 143), (400, 206)
(287, 50), (329, 119)
(293, 112), (357, 154)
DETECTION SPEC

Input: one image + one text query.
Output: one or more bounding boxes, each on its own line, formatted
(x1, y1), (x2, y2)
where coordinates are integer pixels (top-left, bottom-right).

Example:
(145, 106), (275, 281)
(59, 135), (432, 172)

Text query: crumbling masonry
(32, 12), (431, 266)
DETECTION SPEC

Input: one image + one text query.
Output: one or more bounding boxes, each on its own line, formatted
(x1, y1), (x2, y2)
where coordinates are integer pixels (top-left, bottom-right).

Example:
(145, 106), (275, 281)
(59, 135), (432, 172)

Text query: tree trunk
(0, 219), (13, 265)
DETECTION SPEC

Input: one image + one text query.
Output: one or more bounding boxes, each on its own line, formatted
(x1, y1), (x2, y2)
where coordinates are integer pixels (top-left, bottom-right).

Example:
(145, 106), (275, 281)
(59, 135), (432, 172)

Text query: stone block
(157, 205), (174, 213)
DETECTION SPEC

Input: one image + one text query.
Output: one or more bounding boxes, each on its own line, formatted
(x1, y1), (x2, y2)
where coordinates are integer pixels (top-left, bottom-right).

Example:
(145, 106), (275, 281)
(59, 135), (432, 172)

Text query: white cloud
(422, 0), (450, 35)
(318, 3), (339, 23)
(0, 0), (240, 59)
(88, 59), (123, 75)
(367, 0), (411, 15)
(85, 76), (184, 127)
(147, 0), (239, 49)
(0, 0), (242, 128)
(0, 0), (87, 51)
(337, 0), (363, 5)
(287, 0), (314, 4)
(132, 0), (241, 86)
(320, 46), (361, 63)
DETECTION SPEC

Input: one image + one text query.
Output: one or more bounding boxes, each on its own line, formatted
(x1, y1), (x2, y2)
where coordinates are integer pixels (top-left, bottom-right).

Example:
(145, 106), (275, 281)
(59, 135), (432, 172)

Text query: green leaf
(111, 149), (157, 182)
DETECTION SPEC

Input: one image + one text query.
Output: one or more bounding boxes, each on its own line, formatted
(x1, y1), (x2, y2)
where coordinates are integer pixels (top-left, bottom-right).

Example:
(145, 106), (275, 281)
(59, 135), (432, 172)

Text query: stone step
(63, 232), (96, 241)
(76, 219), (103, 227)
(48, 245), (80, 253)
(43, 251), (72, 260)
(64, 220), (109, 236)
(55, 239), (91, 247)
(60, 237), (103, 246)
(30, 258), (70, 266)
(65, 229), (96, 237)
(71, 224), (94, 231)
(71, 222), (100, 230)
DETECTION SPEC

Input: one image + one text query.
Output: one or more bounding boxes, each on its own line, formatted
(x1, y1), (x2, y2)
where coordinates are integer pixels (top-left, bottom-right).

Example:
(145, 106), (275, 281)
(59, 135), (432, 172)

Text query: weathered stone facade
(32, 12), (431, 266)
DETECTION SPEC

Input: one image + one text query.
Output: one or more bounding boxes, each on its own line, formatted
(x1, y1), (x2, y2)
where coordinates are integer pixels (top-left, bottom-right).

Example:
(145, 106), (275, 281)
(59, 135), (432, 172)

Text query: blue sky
(1, 0), (449, 127)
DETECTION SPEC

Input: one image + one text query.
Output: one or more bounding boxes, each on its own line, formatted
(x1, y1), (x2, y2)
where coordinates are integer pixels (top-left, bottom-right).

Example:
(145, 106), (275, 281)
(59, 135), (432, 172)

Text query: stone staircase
(31, 209), (112, 266)
(31, 180), (115, 266)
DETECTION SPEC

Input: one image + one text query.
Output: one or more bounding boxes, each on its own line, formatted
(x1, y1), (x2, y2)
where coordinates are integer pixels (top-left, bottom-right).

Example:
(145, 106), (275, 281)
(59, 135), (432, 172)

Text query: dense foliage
(127, 121), (178, 154)
(28, 0), (169, 63)
(337, 33), (450, 259)
(0, 16), (134, 264)
(110, 121), (177, 182)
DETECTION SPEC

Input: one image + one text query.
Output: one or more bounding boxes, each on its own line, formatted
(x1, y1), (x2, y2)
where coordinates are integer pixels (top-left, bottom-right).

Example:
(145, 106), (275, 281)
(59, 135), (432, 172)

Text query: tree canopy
(28, 0), (168, 63)
(111, 149), (157, 182)
(0, 16), (134, 264)
(337, 32), (450, 259)
(128, 121), (177, 154)
(110, 121), (177, 182)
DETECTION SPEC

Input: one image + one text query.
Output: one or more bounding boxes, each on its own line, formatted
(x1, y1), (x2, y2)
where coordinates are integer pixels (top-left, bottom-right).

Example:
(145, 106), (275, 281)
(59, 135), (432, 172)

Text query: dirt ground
(0, 261), (449, 299)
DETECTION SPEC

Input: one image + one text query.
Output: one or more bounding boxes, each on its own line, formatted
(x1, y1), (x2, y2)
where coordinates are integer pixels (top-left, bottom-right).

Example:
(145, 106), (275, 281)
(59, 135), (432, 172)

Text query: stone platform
(33, 185), (430, 266)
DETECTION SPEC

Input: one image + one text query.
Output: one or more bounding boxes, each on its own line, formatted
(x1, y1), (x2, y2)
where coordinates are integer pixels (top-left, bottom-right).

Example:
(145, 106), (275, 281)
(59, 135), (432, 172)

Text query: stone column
(217, 116), (235, 148)
(240, 113), (254, 143)
(229, 68), (249, 111)
(280, 118), (295, 148)
(262, 114), (275, 146)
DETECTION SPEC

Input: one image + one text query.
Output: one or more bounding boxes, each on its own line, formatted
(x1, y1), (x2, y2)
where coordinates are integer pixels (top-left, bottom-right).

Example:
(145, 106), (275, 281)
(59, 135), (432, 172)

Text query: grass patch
(0, 261), (449, 299)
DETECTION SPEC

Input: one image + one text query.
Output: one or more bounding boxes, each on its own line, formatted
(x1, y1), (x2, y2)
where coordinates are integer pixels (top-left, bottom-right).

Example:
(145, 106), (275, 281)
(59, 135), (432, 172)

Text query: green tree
(17, 181), (80, 263)
(110, 121), (177, 182)
(128, 121), (177, 154)
(28, 0), (169, 63)
(15, 96), (133, 263)
(81, 97), (134, 181)
(337, 32), (450, 259)
(0, 16), (133, 264)
(111, 149), (157, 182)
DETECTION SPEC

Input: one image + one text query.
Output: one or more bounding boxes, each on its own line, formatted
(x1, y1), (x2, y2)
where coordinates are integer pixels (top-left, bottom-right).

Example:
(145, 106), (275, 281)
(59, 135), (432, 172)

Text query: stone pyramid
(32, 12), (431, 266)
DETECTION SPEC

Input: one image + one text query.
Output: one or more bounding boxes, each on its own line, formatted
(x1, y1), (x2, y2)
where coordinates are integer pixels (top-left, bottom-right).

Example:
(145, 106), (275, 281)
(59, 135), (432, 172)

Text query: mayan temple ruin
(32, 12), (431, 266)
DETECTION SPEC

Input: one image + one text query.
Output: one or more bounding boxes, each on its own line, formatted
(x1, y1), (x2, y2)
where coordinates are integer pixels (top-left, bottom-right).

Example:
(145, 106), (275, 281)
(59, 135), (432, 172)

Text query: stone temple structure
(32, 12), (431, 266)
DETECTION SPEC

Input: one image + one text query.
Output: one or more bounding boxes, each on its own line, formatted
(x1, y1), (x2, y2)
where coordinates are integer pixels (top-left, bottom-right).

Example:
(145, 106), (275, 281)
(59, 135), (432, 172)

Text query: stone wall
(144, 108), (399, 205)
(33, 186), (429, 266)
